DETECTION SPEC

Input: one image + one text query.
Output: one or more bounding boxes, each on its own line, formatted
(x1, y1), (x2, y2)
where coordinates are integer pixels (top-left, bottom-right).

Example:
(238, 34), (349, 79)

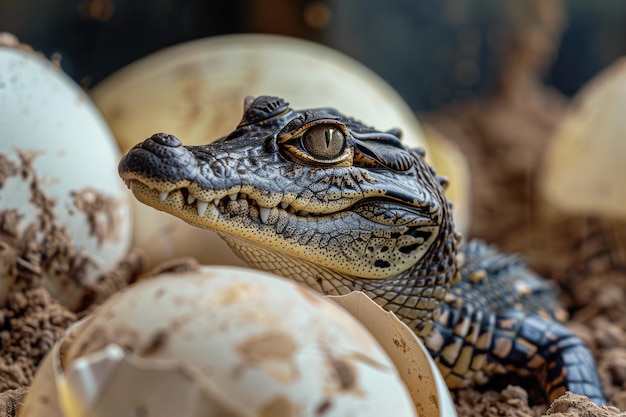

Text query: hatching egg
(0, 45), (132, 309)
(20, 267), (421, 417)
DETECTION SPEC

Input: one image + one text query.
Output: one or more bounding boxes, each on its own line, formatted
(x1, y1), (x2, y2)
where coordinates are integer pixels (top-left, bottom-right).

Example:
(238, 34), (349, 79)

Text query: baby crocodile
(119, 95), (605, 404)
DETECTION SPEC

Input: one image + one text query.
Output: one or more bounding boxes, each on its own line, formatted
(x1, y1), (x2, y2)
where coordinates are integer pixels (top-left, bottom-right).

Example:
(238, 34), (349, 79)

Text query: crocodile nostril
(151, 133), (182, 147)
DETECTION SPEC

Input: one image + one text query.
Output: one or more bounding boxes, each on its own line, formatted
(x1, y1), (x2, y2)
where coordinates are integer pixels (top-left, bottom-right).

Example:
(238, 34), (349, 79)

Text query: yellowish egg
(91, 35), (469, 269)
(540, 58), (626, 218)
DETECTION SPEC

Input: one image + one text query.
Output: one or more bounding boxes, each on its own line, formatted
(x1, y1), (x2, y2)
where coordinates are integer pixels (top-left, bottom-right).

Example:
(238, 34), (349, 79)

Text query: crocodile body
(119, 96), (605, 404)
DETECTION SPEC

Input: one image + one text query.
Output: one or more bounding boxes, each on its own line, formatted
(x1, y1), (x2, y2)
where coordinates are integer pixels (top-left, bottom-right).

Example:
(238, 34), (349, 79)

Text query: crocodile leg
(423, 241), (607, 404)
(426, 307), (605, 404)
(489, 310), (605, 404)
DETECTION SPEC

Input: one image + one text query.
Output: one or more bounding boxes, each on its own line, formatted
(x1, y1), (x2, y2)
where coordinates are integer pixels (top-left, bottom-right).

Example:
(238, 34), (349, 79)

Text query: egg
(540, 58), (626, 218)
(0, 46), (132, 309)
(90, 34), (469, 268)
(420, 124), (471, 239)
(20, 267), (428, 417)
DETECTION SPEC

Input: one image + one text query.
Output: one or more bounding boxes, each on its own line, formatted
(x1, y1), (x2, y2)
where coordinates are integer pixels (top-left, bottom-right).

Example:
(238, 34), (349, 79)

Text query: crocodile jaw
(124, 178), (440, 281)
(118, 97), (451, 286)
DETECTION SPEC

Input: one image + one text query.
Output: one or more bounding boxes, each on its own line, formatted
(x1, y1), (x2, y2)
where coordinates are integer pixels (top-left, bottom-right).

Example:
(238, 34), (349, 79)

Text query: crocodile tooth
(187, 195), (196, 205)
(159, 192), (169, 202)
(298, 210), (309, 216)
(280, 202), (289, 210)
(259, 207), (271, 224)
(197, 201), (209, 217)
(213, 199), (219, 206)
(229, 193), (238, 201)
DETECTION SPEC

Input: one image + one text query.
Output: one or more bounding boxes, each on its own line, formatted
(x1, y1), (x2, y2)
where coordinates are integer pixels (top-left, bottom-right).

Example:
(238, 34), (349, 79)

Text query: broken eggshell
(329, 291), (456, 417)
(91, 34), (468, 269)
(0, 45), (132, 309)
(20, 267), (459, 417)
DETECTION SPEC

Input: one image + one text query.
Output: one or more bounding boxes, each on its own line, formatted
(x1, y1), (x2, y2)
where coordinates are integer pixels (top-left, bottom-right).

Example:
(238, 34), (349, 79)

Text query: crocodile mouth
(123, 175), (440, 280)
(124, 178), (348, 227)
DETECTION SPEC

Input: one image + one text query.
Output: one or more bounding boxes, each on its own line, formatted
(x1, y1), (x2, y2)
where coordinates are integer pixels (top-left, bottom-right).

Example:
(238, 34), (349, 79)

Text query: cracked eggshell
(329, 291), (457, 417)
(21, 267), (418, 417)
(91, 34), (438, 269)
(0, 46), (132, 309)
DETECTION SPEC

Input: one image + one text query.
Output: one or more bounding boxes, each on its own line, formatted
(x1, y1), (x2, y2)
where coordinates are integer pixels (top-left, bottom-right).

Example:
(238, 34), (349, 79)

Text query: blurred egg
(91, 34), (468, 268)
(0, 46), (132, 309)
(20, 267), (427, 417)
(92, 34), (427, 154)
(420, 123), (471, 239)
(540, 58), (626, 218)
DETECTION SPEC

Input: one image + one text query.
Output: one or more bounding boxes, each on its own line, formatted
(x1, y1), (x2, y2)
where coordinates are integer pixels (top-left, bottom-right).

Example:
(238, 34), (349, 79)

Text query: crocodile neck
(219, 204), (460, 337)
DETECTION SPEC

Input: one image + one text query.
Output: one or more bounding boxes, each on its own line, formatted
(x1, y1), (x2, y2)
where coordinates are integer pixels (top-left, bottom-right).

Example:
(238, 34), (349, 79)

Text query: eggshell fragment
(540, 58), (626, 218)
(90, 34), (468, 269)
(329, 291), (456, 417)
(21, 267), (420, 417)
(0, 46), (132, 309)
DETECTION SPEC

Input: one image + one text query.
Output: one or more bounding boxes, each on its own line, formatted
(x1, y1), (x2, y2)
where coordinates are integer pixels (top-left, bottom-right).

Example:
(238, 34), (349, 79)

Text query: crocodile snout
(118, 133), (198, 184)
(150, 133), (182, 148)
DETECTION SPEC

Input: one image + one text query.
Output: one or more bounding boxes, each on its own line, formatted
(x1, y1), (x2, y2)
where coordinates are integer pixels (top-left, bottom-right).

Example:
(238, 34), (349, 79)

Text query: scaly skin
(119, 96), (606, 404)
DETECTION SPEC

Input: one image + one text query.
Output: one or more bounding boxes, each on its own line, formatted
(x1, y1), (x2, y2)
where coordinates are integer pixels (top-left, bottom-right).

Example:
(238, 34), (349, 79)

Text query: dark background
(1, 0), (625, 111)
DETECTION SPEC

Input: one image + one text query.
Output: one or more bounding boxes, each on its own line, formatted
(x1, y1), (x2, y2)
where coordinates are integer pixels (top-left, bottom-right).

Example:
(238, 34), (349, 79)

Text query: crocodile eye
(302, 125), (346, 160)
(278, 119), (353, 167)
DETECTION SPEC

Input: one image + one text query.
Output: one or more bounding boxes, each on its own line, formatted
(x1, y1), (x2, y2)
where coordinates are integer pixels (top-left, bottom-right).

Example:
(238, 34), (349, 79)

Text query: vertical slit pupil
(303, 125), (345, 159)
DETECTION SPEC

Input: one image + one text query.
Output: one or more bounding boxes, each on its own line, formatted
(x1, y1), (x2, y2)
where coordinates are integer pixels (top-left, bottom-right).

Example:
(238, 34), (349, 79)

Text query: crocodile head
(119, 96), (460, 334)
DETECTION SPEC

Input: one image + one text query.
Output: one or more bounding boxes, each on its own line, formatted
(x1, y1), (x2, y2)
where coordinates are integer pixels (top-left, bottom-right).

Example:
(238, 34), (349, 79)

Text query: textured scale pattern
(119, 95), (606, 405)
(423, 241), (598, 401)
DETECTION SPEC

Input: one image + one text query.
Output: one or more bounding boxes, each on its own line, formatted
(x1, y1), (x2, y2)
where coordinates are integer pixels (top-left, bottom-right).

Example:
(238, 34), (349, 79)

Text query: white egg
(19, 267), (456, 417)
(0, 47), (132, 309)
(20, 267), (419, 417)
